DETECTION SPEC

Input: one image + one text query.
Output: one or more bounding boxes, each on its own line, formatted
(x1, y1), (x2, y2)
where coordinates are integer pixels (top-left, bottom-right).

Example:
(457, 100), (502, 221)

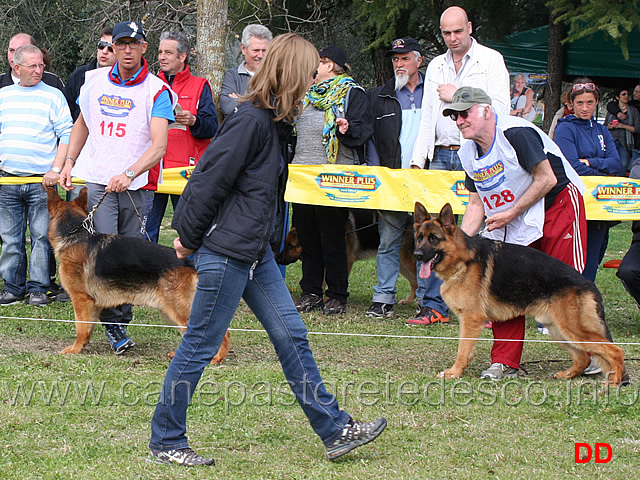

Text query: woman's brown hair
(242, 33), (319, 122)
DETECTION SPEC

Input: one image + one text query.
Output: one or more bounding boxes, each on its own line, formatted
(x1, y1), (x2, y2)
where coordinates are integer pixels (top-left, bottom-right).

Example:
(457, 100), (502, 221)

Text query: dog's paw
(60, 345), (83, 354)
(553, 369), (580, 380)
(437, 369), (460, 380)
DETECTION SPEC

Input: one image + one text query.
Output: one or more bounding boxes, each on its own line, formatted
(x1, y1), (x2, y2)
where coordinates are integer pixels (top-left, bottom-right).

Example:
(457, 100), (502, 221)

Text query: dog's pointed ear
(414, 202), (431, 224)
(46, 187), (61, 214)
(439, 203), (456, 231)
(73, 187), (89, 214)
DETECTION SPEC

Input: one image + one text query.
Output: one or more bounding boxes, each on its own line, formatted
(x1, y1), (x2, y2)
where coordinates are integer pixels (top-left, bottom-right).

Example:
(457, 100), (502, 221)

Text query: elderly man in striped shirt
(0, 44), (72, 306)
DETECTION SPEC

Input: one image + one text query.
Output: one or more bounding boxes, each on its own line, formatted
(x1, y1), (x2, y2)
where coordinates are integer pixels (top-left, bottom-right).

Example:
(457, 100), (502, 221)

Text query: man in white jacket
(406, 5), (510, 327)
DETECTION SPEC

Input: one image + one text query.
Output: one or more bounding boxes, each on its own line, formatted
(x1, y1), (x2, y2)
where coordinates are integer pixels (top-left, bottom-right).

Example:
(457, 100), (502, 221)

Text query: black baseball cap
(319, 46), (348, 70)
(112, 21), (146, 42)
(386, 37), (422, 56)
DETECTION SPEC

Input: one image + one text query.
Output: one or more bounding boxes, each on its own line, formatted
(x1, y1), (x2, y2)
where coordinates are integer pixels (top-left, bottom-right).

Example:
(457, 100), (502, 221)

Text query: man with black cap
(292, 45), (372, 316)
(445, 86), (587, 380)
(364, 37), (423, 319)
(60, 20), (177, 355)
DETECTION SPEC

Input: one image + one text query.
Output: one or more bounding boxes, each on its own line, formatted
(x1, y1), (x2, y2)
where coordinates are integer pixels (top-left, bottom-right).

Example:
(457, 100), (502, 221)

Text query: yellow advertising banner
(8, 165), (640, 221)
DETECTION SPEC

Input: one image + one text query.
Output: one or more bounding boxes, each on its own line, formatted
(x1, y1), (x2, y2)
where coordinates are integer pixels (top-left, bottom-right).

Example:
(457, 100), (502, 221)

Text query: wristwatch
(51, 166), (61, 174)
(124, 169), (135, 179)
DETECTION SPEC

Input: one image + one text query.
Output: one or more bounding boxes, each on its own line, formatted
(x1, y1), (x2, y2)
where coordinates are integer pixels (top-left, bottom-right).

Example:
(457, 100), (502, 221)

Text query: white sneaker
(536, 325), (549, 335)
(583, 358), (603, 375)
(480, 362), (519, 380)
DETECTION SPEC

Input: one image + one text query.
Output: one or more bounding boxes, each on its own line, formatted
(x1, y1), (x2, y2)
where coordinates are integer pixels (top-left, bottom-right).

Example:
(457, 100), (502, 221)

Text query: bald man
(0, 33), (65, 91)
(405, 6), (510, 327)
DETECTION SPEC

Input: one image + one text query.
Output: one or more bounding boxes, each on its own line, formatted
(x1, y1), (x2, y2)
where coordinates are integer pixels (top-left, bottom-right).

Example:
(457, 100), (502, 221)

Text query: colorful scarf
(304, 74), (359, 164)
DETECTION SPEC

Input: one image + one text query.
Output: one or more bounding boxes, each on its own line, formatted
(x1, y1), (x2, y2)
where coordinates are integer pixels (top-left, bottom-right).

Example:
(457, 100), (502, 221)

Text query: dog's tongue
(419, 259), (432, 279)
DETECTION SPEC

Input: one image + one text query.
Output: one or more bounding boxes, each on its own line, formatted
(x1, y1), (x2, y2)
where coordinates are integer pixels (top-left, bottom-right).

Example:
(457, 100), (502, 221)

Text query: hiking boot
(325, 418), (387, 460)
(146, 447), (215, 466)
(105, 323), (135, 354)
(481, 362), (519, 380)
(365, 302), (394, 318)
(0, 290), (25, 306)
(295, 293), (323, 313)
(583, 358), (602, 375)
(406, 306), (449, 326)
(27, 292), (48, 306)
(322, 298), (347, 315)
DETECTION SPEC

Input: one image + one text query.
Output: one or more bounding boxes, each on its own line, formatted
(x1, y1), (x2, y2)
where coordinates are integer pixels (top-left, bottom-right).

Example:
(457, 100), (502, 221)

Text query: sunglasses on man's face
(97, 41), (114, 53)
(450, 108), (472, 121)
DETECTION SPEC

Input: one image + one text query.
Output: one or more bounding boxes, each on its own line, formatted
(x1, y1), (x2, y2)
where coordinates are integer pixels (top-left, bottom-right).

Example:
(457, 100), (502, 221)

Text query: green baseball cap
(442, 86), (492, 117)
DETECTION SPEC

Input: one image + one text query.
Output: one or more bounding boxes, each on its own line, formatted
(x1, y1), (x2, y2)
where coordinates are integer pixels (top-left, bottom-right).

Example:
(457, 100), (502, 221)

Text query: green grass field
(0, 212), (639, 480)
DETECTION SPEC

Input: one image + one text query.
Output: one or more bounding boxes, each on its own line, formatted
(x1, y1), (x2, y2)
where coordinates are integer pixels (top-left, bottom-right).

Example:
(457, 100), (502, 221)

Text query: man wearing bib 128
(445, 86), (587, 380)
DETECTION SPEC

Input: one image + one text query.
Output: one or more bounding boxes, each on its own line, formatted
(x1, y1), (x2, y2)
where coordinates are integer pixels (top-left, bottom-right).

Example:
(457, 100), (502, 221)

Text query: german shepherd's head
(276, 226), (303, 265)
(413, 202), (465, 279)
(46, 187), (89, 248)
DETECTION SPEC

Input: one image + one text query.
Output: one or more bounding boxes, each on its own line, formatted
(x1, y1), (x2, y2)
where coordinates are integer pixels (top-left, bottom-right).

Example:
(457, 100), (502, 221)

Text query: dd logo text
(574, 443), (612, 463)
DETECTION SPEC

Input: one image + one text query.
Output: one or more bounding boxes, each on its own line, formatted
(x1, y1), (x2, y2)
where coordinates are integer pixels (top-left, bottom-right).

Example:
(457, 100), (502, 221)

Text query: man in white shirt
(406, 6), (510, 327)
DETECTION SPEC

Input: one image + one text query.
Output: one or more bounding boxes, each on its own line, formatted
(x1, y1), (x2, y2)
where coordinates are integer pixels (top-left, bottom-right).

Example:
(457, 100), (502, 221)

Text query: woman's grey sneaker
(146, 447), (215, 466)
(324, 418), (387, 460)
(295, 293), (323, 312)
(365, 302), (394, 318)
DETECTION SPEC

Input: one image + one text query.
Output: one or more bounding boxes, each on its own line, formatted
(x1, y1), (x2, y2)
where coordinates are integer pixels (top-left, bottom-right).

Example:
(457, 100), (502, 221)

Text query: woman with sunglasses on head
(554, 78), (620, 283)
(147, 33), (386, 467)
(605, 87), (640, 176)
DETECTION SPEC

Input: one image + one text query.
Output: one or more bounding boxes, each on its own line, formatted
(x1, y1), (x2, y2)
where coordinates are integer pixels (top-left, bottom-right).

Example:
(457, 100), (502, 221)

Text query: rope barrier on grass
(2, 315), (640, 347)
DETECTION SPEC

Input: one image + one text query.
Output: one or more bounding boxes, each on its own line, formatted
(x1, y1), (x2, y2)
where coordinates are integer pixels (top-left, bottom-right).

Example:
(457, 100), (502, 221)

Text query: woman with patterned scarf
(292, 45), (373, 315)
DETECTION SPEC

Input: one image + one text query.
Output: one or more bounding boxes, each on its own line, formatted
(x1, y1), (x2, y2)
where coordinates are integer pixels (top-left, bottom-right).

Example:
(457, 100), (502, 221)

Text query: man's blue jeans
(149, 247), (351, 451)
(0, 181), (50, 295)
(146, 193), (180, 243)
(372, 210), (409, 304)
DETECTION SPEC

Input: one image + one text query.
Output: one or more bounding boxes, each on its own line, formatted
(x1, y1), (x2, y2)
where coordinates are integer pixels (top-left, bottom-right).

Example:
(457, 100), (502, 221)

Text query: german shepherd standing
(413, 202), (625, 385)
(47, 187), (229, 363)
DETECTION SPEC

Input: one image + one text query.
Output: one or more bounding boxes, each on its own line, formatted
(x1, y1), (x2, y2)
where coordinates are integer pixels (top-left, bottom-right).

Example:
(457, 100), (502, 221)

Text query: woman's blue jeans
(149, 247), (350, 451)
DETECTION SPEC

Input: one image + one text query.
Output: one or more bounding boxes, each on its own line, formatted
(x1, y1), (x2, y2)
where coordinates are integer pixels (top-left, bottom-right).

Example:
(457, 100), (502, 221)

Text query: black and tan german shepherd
(46, 187), (229, 363)
(413, 201), (626, 386)
(277, 209), (418, 304)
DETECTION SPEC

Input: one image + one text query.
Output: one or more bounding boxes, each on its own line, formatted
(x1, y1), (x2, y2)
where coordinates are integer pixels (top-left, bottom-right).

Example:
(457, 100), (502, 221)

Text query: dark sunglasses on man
(97, 40), (113, 53)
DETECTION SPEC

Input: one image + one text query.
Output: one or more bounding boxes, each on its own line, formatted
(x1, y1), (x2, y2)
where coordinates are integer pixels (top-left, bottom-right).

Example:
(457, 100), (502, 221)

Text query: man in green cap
(445, 86), (588, 380)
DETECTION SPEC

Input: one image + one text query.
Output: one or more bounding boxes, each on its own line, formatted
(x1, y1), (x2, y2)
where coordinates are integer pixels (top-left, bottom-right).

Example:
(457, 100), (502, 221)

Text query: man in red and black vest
(148, 30), (218, 242)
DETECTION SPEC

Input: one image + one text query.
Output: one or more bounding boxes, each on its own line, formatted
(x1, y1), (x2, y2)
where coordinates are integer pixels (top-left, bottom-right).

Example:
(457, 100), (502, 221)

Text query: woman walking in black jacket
(147, 33), (386, 467)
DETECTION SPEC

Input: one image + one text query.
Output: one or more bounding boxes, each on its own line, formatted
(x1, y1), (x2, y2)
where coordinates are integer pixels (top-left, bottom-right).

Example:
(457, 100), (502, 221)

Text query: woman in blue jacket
(554, 78), (620, 282)
(147, 34), (386, 467)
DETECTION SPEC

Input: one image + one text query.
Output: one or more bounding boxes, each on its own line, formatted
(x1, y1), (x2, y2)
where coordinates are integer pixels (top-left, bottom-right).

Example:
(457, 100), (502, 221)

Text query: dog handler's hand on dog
(173, 238), (194, 259)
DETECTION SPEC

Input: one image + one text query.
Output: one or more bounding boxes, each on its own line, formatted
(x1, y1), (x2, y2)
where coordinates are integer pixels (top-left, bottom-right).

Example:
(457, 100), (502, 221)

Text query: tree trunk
(196, 0), (228, 119)
(372, 47), (393, 87)
(543, 8), (563, 133)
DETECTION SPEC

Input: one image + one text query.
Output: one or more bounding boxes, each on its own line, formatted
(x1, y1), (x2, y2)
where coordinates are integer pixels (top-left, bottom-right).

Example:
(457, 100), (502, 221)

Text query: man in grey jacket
(219, 24), (272, 117)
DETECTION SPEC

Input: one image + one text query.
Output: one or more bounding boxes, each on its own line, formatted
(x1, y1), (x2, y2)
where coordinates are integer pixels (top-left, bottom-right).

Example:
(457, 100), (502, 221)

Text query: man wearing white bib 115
(444, 86), (588, 380)
(60, 21), (177, 354)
